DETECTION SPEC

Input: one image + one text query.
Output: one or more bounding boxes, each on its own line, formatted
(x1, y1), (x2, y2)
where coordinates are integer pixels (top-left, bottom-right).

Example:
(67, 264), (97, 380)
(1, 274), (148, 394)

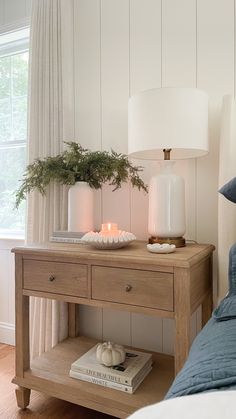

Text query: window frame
(0, 28), (29, 240)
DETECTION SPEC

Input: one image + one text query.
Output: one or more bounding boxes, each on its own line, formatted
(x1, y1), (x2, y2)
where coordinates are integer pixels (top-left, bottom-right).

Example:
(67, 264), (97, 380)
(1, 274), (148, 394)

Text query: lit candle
(100, 223), (119, 236)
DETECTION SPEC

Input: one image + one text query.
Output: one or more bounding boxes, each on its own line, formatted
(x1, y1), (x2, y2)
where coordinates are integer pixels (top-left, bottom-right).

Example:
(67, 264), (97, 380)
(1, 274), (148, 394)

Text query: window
(0, 28), (29, 237)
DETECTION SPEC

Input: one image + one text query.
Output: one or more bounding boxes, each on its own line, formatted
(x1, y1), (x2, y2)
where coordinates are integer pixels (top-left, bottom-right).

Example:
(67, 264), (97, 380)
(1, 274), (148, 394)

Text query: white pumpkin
(96, 341), (126, 367)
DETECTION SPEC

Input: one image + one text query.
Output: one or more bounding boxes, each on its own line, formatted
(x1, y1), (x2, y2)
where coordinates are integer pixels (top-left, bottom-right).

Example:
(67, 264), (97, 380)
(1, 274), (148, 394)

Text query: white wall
(0, 0), (234, 353)
(73, 0), (234, 354)
(0, 239), (24, 345)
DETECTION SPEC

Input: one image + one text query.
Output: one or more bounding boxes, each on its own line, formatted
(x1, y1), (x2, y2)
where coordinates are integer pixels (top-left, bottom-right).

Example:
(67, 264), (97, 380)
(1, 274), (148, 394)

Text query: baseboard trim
(0, 322), (15, 345)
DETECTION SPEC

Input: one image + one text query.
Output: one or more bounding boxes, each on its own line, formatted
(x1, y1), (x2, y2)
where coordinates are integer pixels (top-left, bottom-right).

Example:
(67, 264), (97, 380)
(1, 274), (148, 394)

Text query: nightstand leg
(14, 255), (31, 408)
(174, 267), (191, 375)
(15, 386), (31, 409)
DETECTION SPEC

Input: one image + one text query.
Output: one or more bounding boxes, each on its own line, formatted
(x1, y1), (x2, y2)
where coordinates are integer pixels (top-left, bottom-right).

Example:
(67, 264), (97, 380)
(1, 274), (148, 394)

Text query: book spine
(131, 366), (152, 393)
(70, 365), (152, 394)
(72, 359), (152, 386)
(131, 360), (152, 387)
(50, 237), (84, 243)
(69, 370), (133, 393)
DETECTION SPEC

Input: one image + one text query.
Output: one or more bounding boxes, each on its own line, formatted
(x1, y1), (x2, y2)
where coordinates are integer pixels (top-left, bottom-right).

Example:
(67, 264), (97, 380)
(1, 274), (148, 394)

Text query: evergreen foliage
(16, 142), (148, 208)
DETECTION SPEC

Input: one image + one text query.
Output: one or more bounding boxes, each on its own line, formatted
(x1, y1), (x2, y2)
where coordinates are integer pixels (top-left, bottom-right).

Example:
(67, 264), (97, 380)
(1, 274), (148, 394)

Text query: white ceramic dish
(147, 243), (176, 254)
(82, 231), (136, 249)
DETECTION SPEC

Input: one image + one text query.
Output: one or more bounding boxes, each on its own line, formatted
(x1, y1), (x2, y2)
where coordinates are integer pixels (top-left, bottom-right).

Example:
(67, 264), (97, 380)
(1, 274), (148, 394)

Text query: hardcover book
(50, 230), (86, 243)
(69, 365), (152, 394)
(70, 344), (153, 386)
(51, 230), (86, 238)
(50, 236), (85, 243)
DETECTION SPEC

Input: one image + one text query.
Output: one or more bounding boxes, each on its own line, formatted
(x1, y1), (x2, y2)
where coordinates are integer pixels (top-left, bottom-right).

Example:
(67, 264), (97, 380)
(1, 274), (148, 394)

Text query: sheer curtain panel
(27, 0), (75, 358)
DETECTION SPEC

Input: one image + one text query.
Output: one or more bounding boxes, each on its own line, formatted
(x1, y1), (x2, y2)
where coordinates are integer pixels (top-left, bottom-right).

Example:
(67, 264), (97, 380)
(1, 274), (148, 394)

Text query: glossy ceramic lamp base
(148, 161), (186, 248)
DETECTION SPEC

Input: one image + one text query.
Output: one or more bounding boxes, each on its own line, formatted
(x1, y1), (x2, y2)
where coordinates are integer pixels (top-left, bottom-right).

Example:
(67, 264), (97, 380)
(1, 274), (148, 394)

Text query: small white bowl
(147, 243), (176, 254)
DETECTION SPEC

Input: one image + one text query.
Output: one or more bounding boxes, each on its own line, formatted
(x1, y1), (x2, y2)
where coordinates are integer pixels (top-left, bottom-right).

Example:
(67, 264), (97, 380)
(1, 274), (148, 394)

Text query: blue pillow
(219, 177), (236, 203)
(213, 295), (236, 321)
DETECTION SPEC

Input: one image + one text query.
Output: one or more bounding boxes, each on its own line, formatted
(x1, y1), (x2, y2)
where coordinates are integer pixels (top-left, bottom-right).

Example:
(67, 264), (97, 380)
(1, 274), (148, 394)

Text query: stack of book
(50, 230), (86, 243)
(69, 344), (152, 394)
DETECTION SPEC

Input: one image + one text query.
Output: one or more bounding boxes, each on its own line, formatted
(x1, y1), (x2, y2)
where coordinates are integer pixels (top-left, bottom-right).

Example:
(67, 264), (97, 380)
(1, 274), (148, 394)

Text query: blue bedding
(165, 243), (236, 399)
(165, 315), (236, 399)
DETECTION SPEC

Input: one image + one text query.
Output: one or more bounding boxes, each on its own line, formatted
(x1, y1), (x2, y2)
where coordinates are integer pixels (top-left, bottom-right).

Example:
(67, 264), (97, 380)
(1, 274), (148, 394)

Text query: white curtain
(27, 0), (75, 358)
(218, 95), (236, 299)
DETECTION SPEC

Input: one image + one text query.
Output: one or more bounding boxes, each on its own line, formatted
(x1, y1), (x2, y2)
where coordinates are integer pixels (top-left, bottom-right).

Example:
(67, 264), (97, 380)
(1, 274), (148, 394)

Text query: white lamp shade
(128, 87), (209, 159)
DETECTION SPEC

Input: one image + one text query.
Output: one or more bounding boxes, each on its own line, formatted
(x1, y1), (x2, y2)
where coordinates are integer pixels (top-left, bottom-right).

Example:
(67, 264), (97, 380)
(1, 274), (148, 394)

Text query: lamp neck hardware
(163, 148), (172, 160)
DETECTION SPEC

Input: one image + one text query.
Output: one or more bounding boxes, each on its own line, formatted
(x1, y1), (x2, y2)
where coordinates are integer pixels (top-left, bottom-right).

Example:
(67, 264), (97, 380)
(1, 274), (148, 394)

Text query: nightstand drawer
(23, 259), (88, 297)
(92, 266), (173, 311)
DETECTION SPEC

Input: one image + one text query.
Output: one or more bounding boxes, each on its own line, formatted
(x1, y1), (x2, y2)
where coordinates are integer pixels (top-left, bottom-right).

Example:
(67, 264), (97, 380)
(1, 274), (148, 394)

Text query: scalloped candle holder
(82, 231), (136, 249)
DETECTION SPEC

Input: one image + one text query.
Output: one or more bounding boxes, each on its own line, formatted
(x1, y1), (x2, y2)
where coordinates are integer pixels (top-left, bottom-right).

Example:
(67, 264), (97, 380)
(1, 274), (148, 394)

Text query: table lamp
(128, 87), (209, 247)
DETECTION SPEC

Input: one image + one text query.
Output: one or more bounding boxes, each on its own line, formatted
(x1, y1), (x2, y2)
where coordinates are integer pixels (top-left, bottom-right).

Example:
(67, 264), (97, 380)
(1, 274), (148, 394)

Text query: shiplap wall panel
(162, 0), (197, 243)
(100, 0), (131, 339)
(130, 0), (162, 94)
(129, 0), (161, 240)
(131, 313), (162, 353)
(162, 0), (197, 242)
(74, 0), (101, 152)
(129, 0), (163, 352)
(79, 305), (103, 340)
(73, 0), (103, 332)
(102, 184), (131, 230)
(162, 318), (174, 355)
(74, 0), (102, 231)
(161, 0), (198, 351)
(61, 0), (75, 144)
(102, 309), (131, 346)
(101, 0), (129, 154)
(101, 0), (130, 231)
(162, 0), (196, 87)
(196, 0), (234, 248)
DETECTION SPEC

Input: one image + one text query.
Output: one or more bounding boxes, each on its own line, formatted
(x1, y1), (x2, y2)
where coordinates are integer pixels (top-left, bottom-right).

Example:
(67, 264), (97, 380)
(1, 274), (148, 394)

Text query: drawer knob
(49, 275), (56, 282)
(125, 284), (132, 292)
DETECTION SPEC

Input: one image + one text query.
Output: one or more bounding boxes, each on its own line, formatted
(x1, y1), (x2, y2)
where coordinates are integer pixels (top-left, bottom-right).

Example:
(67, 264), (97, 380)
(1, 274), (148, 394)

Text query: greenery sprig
(15, 142), (148, 208)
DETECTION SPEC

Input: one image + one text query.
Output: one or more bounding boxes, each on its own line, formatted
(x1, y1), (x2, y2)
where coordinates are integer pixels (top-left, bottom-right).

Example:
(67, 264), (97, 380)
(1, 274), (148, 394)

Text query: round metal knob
(125, 284), (132, 292)
(49, 275), (55, 282)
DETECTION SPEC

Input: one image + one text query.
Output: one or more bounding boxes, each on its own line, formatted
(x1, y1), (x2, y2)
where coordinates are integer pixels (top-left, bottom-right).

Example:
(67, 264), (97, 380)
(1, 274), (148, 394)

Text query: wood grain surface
(0, 344), (113, 419)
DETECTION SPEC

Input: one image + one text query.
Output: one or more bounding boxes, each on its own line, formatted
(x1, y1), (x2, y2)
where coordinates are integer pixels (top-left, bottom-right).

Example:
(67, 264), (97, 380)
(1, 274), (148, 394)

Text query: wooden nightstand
(12, 241), (214, 418)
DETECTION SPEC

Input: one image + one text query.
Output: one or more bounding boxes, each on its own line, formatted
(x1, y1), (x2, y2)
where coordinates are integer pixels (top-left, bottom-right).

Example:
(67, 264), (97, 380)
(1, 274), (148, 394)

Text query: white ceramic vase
(148, 161), (186, 238)
(68, 181), (94, 233)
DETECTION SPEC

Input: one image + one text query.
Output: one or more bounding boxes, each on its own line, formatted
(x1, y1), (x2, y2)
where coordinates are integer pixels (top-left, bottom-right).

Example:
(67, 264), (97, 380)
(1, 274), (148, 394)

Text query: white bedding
(128, 391), (236, 419)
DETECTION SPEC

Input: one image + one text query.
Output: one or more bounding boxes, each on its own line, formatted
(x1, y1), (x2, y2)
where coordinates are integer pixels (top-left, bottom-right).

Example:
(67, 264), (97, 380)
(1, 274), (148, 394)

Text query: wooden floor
(0, 344), (115, 419)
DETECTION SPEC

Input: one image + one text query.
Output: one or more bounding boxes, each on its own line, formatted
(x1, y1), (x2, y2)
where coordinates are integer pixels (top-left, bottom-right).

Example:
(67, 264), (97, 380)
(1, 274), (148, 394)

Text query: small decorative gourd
(96, 341), (126, 367)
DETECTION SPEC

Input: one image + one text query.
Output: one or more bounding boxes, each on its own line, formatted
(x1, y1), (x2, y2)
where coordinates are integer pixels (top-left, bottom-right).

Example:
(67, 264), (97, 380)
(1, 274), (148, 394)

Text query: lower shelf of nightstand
(12, 336), (174, 418)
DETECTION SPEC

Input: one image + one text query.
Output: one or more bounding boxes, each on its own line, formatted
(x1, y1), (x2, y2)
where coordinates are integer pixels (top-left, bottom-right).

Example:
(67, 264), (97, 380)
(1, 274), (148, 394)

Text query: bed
(128, 390), (236, 419)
